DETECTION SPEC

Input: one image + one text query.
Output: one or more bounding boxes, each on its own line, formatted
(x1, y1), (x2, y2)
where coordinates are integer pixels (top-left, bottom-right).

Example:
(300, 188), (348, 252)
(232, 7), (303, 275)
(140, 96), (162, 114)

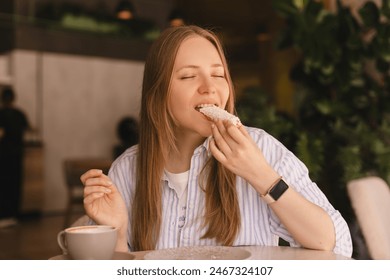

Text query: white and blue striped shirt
(108, 126), (353, 257)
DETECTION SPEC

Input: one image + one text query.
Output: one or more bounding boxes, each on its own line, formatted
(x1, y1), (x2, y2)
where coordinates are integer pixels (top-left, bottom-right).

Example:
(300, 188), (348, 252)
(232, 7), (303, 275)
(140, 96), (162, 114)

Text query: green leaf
(273, 0), (300, 16)
(303, 0), (323, 25)
(376, 59), (390, 73)
(315, 100), (332, 115)
(295, 133), (323, 179)
(381, 0), (390, 19)
(293, 0), (308, 10)
(321, 64), (334, 76)
(359, 1), (380, 27)
(337, 146), (363, 182)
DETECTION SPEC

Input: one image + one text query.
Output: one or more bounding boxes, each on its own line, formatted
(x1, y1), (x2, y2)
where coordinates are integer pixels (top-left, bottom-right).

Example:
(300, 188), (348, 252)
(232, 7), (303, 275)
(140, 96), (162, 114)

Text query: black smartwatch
(261, 178), (289, 204)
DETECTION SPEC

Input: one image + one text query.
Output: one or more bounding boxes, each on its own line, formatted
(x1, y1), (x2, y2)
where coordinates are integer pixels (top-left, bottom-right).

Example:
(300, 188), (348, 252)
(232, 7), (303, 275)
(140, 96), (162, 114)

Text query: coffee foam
(67, 226), (115, 234)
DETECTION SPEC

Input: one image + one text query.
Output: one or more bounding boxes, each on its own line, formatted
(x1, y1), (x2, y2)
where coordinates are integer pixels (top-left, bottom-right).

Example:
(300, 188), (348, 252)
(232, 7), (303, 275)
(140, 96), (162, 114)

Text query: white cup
(57, 225), (117, 260)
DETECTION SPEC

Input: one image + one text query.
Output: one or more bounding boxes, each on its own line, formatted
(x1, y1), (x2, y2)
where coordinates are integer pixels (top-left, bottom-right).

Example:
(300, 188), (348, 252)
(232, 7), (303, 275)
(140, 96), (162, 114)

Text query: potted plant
(264, 0), (390, 220)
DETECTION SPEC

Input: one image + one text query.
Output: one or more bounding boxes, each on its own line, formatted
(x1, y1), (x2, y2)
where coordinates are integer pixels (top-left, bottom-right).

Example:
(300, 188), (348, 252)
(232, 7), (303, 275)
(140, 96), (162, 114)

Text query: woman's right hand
(81, 169), (129, 251)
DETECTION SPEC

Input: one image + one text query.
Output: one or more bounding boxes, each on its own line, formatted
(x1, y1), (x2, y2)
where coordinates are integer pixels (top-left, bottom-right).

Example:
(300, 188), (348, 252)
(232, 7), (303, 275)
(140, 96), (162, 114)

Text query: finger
(84, 185), (112, 197)
(83, 192), (105, 204)
(225, 122), (248, 144)
(80, 169), (103, 184)
(212, 122), (233, 154)
(209, 137), (227, 163)
(238, 123), (250, 137)
(215, 120), (237, 146)
(84, 176), (113, 188)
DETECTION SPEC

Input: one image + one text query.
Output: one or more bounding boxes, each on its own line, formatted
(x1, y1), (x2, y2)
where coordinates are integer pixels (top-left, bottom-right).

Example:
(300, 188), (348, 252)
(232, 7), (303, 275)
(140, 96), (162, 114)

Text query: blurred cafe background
(0, 0), (389, 260)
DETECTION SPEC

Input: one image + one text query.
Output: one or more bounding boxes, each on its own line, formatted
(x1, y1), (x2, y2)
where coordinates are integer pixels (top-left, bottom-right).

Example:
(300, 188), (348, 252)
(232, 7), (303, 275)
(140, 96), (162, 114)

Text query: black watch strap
(261, 178), (289, 204)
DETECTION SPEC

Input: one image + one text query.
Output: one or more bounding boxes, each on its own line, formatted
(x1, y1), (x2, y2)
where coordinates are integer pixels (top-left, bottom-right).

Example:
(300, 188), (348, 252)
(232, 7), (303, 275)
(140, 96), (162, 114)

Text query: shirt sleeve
(83, 146), (138, 252)
(107, 146), (138, 251)
(254, 129), (353, 257)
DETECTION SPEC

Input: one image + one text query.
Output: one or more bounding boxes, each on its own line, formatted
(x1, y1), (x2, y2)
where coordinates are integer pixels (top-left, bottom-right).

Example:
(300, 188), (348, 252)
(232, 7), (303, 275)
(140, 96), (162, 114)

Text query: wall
(9, 50), (144, 212)
(0, 55), (12, 85)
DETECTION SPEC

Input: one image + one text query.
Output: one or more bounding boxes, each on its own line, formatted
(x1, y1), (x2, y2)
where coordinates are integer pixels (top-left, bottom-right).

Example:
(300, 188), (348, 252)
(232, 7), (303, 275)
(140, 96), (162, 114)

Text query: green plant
(236, 86), (297, 147)
(268, 0), (390, 213)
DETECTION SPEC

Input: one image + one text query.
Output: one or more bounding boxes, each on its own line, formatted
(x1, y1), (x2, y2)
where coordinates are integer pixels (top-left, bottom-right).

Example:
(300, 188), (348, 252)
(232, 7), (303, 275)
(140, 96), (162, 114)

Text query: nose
(198, 76), (216, 95)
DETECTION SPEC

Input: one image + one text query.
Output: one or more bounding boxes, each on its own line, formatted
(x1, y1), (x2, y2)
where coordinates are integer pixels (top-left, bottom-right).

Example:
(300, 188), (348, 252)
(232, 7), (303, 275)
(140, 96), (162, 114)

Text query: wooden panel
(1, 24), (152, 61)
(22, 144), (44, 214)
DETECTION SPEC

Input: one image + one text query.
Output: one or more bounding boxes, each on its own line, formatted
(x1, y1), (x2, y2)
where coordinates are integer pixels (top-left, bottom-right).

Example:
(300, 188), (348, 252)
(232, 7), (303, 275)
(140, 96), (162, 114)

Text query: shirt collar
(194, 135), (212, 155)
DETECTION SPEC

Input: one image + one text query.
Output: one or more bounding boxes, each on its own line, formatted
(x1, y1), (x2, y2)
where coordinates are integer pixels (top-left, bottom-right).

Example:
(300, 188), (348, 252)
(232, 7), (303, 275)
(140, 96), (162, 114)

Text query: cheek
(169, 89), (190, 117)
(220, 84), (230, 107)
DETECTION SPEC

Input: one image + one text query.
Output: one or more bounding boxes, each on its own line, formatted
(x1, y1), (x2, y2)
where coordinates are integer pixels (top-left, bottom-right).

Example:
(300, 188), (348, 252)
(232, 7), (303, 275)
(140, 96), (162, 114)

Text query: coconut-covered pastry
(198, 105), (241, 126)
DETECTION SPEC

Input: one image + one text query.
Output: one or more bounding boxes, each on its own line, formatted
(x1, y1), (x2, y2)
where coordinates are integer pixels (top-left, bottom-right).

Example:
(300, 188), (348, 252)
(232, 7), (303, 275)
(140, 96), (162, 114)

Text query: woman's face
(169, 35), (230, 139)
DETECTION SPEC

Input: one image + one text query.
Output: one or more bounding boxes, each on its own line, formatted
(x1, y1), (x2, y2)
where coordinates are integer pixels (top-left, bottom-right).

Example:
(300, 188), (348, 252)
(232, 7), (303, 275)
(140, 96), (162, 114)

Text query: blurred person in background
(0, 87), (29, 228)
(113, 116), (139, 159)
(168, 9), (185, 27)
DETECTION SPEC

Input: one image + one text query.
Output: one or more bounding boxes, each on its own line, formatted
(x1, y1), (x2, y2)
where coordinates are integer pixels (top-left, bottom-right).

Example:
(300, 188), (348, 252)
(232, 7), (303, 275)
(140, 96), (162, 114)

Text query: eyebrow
(175, 64), (224, 72)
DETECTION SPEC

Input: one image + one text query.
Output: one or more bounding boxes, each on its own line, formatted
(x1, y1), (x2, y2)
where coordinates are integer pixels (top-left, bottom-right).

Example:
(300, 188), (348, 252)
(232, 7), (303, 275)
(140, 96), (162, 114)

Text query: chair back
(63, 158), (112, 228)
(347, 176), (390, 259)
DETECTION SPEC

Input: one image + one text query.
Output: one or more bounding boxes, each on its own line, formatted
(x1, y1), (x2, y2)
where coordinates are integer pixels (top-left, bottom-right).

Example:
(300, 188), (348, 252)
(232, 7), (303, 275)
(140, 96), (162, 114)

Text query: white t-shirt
(164, 169), (189, 229)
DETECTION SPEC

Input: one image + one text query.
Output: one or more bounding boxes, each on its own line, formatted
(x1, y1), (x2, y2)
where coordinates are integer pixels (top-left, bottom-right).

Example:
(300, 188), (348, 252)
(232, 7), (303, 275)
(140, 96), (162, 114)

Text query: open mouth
(195, 104), (218, 112)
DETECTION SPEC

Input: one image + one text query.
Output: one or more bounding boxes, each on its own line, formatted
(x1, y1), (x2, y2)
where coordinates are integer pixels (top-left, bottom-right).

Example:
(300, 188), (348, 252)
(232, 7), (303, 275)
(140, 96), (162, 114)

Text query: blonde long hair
(132, 25), (240, 251)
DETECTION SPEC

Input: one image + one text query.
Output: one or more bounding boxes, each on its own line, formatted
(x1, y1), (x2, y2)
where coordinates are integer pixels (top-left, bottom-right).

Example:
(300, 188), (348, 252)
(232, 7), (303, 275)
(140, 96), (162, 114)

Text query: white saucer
(49, 251), (135, 260)
(144, 246), (251, 260)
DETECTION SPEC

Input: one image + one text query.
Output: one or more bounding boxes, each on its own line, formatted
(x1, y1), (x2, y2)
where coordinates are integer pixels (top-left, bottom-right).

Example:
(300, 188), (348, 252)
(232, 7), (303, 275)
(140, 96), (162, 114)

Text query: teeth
(195, 104), (216, 109)
(197, 104), (215, 108)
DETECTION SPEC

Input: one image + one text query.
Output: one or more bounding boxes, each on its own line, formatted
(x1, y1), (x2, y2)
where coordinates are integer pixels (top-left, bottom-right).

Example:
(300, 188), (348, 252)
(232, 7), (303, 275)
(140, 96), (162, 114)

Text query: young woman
(81, 25), (352, 257)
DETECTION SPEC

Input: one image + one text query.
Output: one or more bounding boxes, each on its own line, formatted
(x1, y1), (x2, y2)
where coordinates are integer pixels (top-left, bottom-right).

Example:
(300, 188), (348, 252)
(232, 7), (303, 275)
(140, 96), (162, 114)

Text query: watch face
(269, 179), (289, 201)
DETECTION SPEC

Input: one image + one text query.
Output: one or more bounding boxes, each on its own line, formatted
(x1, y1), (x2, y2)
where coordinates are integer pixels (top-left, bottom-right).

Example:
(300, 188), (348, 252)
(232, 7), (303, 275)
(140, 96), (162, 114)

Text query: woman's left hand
(209, 120), (279, 193)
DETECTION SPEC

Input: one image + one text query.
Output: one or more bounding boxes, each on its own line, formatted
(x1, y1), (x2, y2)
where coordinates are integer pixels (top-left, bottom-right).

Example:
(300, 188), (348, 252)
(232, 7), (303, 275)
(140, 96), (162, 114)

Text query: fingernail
(107, 181), (113, 186)
(104, 188), (111, 193)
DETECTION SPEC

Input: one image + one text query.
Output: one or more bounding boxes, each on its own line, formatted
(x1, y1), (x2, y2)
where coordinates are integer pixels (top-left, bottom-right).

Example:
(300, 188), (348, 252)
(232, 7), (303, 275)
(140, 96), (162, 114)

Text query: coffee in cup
(57, 225), (117, 260)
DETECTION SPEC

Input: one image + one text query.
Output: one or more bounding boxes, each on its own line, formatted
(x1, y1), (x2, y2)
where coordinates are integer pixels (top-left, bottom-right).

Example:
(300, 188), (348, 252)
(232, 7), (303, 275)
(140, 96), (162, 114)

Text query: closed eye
(180, 75), (196, 80)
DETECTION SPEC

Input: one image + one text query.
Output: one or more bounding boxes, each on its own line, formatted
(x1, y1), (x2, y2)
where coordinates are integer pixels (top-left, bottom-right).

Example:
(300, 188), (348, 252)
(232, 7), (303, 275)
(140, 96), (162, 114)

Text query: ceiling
(25, 0), (285, 92)
(29, 0), (280, 62)
(175, 0), (279, 62)
(106, 0), (280, 62)
(177, 0), (275, 31)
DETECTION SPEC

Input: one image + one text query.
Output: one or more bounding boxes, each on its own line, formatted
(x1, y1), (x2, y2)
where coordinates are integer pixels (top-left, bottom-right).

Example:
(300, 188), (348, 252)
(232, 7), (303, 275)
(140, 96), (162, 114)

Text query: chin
(196, 126), (212, 138)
